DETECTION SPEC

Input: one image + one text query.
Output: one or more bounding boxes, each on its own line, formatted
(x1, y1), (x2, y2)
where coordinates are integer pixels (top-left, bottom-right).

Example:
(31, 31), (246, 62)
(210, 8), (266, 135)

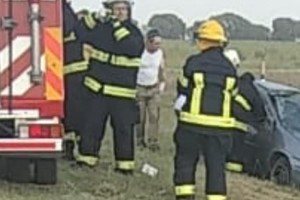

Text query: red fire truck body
(0, 0), (64, 184)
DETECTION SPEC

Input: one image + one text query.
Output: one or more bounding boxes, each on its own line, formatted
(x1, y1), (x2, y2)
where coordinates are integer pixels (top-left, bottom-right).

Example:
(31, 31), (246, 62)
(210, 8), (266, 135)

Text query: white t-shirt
(137, 49), (163, 86)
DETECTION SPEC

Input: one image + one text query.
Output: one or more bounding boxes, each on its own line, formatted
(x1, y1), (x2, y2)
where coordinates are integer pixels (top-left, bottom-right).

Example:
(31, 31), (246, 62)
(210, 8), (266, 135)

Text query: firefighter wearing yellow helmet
(74, 0), (145, 174)
(173, 19), (252, 200)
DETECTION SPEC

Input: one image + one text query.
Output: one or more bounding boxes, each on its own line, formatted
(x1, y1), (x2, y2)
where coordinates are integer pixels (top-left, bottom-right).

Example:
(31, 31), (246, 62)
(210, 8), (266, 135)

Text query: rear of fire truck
(0, 0), (64, 184)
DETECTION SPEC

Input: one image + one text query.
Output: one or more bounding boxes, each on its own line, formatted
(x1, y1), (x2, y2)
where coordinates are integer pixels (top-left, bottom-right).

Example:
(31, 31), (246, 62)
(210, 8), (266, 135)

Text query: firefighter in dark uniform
(62, 1), (99, 160)
(227, 72), (267, 173)
(75, 0), (144, 172)
(173, 20), (253, 200)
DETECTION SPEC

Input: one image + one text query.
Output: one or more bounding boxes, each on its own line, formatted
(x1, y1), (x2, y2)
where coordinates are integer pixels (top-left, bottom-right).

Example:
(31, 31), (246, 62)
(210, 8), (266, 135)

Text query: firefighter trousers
(77, 94), (138, 170)
(174, 125), (232, 200)
(64, 73), (90, 159)
(226, 132), (246, 173)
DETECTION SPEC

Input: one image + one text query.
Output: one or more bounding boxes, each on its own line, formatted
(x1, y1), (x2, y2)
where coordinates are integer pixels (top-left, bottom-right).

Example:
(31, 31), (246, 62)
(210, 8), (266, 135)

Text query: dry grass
(0, 40), (300, 200)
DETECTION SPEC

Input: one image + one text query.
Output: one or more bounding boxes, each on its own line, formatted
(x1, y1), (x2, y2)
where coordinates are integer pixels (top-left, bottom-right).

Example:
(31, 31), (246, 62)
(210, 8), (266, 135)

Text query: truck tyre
(0, 156), (7, 179)
(34, 158), (57, 185)
(270, 156), (291, 185)
(6, 157), (32, 183)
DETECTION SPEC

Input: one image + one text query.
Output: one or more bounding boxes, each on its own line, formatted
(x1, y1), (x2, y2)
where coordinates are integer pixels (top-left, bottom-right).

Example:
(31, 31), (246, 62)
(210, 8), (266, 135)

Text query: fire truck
(0, 0), (64, 184)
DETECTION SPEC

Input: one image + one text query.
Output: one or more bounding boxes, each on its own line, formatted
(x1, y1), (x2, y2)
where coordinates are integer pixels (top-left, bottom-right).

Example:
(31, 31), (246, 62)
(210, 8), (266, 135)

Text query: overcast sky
(71, 0), (299, 27)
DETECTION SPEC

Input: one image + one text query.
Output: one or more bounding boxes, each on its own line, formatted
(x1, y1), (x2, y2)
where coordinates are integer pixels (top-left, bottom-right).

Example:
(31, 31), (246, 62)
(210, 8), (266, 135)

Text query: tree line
(147, 13), (300, 41)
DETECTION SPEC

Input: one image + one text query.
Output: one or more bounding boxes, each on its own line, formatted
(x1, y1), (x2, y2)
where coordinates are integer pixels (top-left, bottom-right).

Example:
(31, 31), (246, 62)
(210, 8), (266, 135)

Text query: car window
(275, 94), (300, 132)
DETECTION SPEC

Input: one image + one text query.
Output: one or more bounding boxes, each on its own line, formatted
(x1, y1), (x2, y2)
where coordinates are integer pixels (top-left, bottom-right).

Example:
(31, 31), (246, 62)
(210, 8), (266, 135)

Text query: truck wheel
(6, 157), (32, 183)
(34, 158), (57, 185)
(270, 157), (291, 185)
(0, 156), (7, 179)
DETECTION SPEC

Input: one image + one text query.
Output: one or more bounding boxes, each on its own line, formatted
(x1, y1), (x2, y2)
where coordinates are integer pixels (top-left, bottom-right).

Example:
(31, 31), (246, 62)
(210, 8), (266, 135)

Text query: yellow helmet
(196, 20), (228, 43)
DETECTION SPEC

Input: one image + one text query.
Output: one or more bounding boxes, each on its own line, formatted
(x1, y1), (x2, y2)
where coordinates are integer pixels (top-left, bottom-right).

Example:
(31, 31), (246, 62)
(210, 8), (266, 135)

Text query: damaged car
(229, 80), (300, 186)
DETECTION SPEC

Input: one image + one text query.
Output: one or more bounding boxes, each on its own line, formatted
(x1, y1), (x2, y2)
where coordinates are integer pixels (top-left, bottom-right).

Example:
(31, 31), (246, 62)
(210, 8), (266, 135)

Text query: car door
(243, 86), (277, 176)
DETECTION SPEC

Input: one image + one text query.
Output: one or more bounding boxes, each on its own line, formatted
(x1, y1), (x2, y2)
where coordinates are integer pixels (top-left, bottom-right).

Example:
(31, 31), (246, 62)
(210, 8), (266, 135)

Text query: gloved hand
(174, 94), (187, 111)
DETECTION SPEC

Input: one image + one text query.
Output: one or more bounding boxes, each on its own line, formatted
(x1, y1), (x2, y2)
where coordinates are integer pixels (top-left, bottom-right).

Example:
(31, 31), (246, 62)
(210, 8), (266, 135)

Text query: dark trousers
(64, 74), (89, 159)
(174, 125), (232, 199)
(78, 93), (138, 169)
(226, 132), (246, 172)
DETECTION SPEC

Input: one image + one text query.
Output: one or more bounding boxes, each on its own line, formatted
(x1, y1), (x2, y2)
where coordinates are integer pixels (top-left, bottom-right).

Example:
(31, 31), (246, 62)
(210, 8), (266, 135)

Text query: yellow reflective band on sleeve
(223, 77), (236, 118)
(83, 76), (136, 98)
(83, 14), (97, 29)
(114, 27), (130, 41)
(64, 61), (89, 75)
(89, 47), (141, 68)
(175, 185), (196, 196)
(110, 55), (141, 68)
(190, 73), (204, 114)
(226, 162), (243, 172)
(84, 76), (102, 92)
(103, 85), (137, 99)
(90, 48), (110, 63)
(64, 31), (77, 43)
(234, 94), (252, 111)
(179, 112), (248, 132)
(178, 73), (188, 88)
(206, 195), (227, 200)
(75, 155), (98, 167)
(116, 161), (135, 170)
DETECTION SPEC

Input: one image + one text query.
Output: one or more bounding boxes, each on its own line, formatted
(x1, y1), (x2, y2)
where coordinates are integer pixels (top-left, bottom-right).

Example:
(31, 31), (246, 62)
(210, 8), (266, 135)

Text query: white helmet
(103, 0), (134, 8)
(224, 49), (241, 68)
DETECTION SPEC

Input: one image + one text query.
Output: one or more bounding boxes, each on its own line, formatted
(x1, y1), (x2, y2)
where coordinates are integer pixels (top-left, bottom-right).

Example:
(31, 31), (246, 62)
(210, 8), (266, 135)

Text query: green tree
(148, 14), (186, 39)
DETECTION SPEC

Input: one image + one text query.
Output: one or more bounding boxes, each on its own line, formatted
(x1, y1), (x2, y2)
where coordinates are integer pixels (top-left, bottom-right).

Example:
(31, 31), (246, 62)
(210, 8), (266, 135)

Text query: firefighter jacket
(63, 2), (90, 76)
(81, 18), (145, 100)
(177, 47), (252, 133)
(233, 72), (267, 127)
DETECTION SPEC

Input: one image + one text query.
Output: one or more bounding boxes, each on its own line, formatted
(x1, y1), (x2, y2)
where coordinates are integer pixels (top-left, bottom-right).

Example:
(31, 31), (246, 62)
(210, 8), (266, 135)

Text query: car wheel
(270, 157), (291, 185)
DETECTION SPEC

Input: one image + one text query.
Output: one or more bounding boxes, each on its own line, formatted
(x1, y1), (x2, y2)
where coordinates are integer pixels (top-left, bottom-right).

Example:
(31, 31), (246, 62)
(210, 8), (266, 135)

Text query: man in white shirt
(136, 29), (166, 151)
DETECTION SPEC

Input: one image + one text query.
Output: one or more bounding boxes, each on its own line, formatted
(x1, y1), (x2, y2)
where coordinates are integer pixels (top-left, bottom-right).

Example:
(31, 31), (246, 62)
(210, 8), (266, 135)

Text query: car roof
(254, 79), (300, 94)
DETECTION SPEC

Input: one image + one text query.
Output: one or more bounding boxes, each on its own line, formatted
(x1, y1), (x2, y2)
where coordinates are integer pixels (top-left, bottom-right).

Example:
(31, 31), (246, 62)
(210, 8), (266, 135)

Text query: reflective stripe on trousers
(84, 76), (137, 99)
(207, 195), (227, 200)
(116, 161), (135, 170)
(175, 185), (196, 196)
(226, 162), (243, 173)
(75, 154), (98, 167)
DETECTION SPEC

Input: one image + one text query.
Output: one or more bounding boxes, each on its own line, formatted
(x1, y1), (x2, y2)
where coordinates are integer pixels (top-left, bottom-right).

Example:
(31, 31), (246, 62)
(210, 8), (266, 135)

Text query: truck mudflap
(0, 138), (62, 152)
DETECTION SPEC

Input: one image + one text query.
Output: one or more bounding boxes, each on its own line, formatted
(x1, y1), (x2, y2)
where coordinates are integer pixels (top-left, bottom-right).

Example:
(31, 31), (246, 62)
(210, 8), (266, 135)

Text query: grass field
(1, 40), (300, 200)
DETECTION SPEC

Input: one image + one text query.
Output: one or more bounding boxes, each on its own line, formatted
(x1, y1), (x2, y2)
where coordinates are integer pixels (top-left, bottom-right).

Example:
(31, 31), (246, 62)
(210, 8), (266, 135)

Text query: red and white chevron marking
(0, 36), (45, 97)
